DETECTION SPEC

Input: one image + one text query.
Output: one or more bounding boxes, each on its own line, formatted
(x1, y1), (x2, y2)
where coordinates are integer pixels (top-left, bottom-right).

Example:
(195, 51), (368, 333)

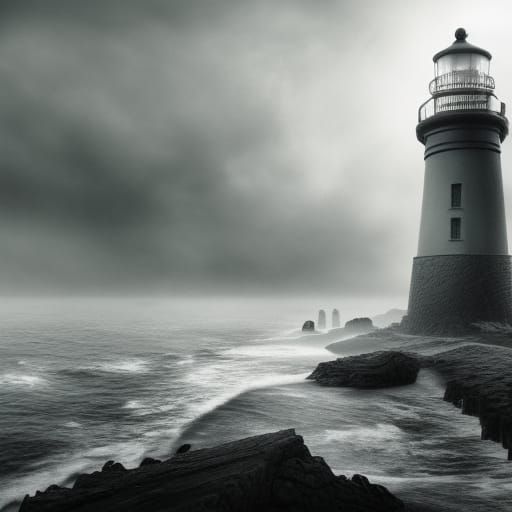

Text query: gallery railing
(429, 70), (495, 95)
(418, 93), (505, 122)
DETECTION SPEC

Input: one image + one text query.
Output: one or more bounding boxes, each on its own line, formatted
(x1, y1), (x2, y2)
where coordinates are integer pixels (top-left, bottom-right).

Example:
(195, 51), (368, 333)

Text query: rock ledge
(308, 351), (420, 388)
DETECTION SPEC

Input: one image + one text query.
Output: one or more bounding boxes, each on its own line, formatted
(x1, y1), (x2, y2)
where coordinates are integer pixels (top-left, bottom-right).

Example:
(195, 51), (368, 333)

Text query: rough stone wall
(403, 254), (512, 335)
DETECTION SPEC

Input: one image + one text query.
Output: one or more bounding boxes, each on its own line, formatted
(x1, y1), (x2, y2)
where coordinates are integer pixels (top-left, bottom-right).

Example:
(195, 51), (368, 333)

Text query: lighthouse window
(451, 217), (462, 240)
(451, 183), (462, 208)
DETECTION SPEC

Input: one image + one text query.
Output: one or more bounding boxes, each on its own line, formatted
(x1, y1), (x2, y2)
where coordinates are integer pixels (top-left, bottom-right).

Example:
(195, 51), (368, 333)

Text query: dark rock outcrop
(308, 351), (420, 388)
(139, 457), (161, 467)
(318, 309), (326, 329)
(175, 443), (191, 454)
(302, 320), (315, 332)
(332, 309), (340, 328)
(19, 429), (403, 512)
(422, 344), (512, 460)
(344, 317), (374, 333)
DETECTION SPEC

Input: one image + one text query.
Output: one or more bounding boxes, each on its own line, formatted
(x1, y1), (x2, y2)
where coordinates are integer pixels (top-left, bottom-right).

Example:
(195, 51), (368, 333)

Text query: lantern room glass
(435, 53), (490, 76)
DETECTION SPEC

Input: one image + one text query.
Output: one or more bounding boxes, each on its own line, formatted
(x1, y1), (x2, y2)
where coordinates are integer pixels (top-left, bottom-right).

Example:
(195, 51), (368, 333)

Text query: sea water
(0, 297), (510, 511)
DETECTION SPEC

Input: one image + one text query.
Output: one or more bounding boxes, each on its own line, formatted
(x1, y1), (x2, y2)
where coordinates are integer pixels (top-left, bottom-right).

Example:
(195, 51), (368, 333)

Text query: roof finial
(455, 28), (468, 41)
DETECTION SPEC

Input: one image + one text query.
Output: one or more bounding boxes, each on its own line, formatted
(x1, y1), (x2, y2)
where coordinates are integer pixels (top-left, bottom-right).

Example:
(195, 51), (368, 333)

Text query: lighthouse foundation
(403, 254), (512, 334)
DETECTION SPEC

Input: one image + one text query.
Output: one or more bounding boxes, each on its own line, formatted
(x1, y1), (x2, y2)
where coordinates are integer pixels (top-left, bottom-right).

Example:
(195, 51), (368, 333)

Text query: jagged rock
(318, 309), (326, 329)
(302, 320), (315, 332)
(332, 309), (340, 328)
(176, 443), (191, 454)
(421, 344), (512, 459)
(344, 317), (374, 333)
(307, 351), (420, 388)
(19, 429), (404, 512)
(139, 457), (161, 467)
(101, 460), (126, 472)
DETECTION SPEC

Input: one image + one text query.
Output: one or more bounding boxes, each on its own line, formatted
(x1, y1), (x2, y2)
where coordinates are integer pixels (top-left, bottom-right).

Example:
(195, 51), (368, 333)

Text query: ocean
(0, 296), (510, 512)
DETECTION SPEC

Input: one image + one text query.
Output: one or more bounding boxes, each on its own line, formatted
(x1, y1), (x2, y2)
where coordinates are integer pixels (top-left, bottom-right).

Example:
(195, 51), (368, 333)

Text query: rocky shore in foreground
(20, 429), (404, 512)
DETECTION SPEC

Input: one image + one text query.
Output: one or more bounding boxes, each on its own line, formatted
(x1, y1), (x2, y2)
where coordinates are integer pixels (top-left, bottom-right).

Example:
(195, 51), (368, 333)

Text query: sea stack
(318, 309), (326, 329)
(404, 28), (512, 335)
(332, 308), (340, 328)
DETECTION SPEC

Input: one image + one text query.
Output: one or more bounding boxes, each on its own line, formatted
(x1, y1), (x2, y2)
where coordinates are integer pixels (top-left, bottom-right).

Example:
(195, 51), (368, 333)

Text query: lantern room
(434, 28), (491, 77)
(418, 28), (505, 124)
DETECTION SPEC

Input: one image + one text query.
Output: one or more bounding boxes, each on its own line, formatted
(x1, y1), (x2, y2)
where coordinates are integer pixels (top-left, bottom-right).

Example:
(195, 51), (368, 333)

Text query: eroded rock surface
(308, 351), (420, 388)
(422, 344), (512, 460)
(19, 429), (403, 512)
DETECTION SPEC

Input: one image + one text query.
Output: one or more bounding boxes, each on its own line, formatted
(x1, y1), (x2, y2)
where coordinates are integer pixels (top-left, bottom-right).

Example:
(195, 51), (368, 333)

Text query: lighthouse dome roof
(433, 28), (492, 62)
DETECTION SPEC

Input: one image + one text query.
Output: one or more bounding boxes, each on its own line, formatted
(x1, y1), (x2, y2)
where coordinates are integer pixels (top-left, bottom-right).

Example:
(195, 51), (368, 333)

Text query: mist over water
(0, 295), (398, 510)
(1, 295), (510, 511)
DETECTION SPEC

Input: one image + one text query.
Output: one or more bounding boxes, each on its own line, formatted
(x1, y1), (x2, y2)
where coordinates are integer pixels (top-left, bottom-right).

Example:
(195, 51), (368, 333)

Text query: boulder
(344, 317), (374, 333)
(19, 429), (404, 512)
(307, 351), (420, 388)
(302, 320), (315, 331)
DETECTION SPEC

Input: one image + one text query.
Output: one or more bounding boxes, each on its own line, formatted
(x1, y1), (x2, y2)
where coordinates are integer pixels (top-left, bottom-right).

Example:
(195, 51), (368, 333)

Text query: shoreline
(13, 326), (512, 511)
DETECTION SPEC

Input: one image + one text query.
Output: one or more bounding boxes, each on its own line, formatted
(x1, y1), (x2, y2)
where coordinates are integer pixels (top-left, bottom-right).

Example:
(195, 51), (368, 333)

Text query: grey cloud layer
(1, 0), (511, 295)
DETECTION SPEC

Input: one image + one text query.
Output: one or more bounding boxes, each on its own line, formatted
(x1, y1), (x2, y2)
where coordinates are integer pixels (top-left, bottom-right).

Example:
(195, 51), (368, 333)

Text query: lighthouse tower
(405, 28), (512, 334)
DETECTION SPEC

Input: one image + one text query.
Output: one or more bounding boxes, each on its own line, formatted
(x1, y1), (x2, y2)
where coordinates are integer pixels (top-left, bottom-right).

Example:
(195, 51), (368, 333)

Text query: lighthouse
(404, 28), (512, 334)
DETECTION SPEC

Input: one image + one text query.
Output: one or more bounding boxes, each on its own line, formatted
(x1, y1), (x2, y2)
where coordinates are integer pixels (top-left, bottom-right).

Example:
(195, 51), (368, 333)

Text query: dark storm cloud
(1, 0), (511, 295)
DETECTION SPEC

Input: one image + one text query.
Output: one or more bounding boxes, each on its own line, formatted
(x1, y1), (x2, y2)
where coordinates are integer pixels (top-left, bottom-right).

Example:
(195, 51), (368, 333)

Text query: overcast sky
(2, 0), (512, 297)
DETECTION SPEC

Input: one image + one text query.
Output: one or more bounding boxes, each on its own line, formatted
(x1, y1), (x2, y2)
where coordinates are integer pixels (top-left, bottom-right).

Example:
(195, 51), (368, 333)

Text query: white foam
(63, 421), (82, 428)
(324, 423), (402, 443)
(0, 373), (46, 387)
(176, 355), (195, 365)
(0, 440), (147, 510)
(86, 359), (149, 374)
(123, 400), (144, 409)
(224, 343), (329, 359)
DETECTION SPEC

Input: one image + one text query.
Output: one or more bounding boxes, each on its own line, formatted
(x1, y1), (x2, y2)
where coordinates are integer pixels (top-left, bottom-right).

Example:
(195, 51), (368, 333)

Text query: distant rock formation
(332, 309), (340, 328)
(302, 320), (315, 331)
(19, 429), (404, 512)
(307, 351), (420, 388)
(344, 317), (374, 333)
(318, 309), (326, 329)
(371, 309), (407, 328)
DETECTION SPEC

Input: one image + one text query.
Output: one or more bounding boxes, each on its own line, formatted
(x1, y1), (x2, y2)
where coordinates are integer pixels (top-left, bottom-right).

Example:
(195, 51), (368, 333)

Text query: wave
(0, 439), (147, 512)
(323, 423), (403, 443)
(63, 421), (82, 428)
(77, 359), (149, 374)
(223, 343), (329, 358)
(167, 372), (309, 453)
(0, 373), (46, 388)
